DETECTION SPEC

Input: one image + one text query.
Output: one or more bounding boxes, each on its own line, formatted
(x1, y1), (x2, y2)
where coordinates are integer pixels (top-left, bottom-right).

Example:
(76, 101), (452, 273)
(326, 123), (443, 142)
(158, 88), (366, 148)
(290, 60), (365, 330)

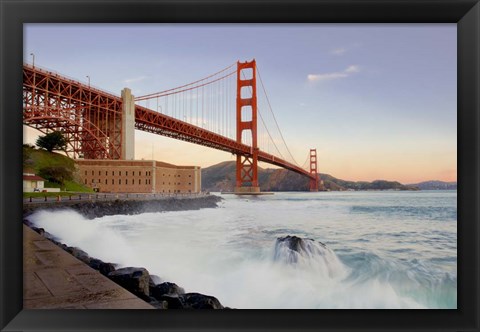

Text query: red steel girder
(23, 63), (316, 181)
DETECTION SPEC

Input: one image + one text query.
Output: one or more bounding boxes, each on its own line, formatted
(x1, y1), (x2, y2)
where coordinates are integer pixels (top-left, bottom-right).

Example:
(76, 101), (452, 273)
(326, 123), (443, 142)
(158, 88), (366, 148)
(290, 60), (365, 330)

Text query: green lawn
(23, 146), (94, 197)
(23, 192), (81, 198)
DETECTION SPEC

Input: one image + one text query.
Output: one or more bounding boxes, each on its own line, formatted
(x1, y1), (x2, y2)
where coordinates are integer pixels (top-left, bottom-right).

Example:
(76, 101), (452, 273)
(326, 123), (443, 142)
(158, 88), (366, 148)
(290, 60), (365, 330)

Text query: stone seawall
(23, 195), (223, 219)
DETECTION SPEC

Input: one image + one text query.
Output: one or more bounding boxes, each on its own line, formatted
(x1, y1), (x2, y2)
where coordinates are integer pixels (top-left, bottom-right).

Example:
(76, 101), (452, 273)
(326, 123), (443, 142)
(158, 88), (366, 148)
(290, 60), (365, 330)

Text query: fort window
(139, 171), (142, 176)
(99, 171), (101, 176)
(84, 179), (87, 184)
(105, 179), (107, 185)
(119, 171), (121, 176)
(91, 171), (94, 176)
(133, 171), (135, 176)
(85, 171), (87, 175)
(139, 179), (141, 185)
(106, 171), (108, 176)
(112, 179), (114, 185)
(119, 179), (121, 185)
(126, 171), (128, 176)
(126, 179), (128, 185)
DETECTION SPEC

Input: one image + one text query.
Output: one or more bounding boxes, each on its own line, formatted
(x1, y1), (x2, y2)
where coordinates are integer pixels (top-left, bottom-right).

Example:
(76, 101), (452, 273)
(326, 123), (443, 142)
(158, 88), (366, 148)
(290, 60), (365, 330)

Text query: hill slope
(23, 145), (93, 192)
(408, 180), (457, 190)
(201, 161), (418, 192)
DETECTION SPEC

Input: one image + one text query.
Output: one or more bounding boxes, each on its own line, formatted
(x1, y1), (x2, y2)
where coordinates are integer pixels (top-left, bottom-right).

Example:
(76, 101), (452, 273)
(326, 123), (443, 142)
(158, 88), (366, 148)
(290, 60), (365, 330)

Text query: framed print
(1, 0), (479, 331)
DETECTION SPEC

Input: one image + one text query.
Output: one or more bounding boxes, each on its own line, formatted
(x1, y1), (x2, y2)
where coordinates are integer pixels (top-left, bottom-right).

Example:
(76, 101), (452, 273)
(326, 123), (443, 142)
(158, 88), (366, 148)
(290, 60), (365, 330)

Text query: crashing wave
(273, 235), (348, 279)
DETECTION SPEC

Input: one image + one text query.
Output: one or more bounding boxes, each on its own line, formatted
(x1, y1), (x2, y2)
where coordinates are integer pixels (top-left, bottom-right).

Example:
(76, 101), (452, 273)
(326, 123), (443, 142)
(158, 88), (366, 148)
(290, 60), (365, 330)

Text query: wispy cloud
(123, 76), (147, 84)
(331, 47), (347, 55)
(345, 65), (360, 73)
(307, 65), (361, 82)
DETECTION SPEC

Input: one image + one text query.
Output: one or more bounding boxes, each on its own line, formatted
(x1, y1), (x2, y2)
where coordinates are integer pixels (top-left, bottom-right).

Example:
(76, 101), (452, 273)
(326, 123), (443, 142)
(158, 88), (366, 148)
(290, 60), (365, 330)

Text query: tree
(38, 166), (73, 185)
(35, 131), (67, 152)
(23, 145), (34, 168)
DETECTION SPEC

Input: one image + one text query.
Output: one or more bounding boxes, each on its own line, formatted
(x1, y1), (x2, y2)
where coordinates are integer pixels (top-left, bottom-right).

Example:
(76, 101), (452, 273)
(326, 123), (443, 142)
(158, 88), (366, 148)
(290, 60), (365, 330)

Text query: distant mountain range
(407, 180), (457, 190)
(201, 161), (456, 192)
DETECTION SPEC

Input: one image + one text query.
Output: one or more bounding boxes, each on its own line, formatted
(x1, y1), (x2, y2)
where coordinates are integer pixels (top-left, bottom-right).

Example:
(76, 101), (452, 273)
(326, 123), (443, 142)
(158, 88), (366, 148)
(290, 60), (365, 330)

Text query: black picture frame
(1, 0), (479, 331)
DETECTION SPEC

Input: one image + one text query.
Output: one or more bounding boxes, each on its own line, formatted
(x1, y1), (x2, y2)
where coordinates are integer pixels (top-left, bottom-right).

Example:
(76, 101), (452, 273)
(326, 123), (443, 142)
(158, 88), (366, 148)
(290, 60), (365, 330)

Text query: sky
(24, 24), (457, 184)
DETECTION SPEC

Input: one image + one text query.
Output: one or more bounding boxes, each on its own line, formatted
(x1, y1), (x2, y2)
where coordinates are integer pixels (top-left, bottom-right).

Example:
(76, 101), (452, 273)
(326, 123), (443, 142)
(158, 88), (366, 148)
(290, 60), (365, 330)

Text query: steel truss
(23, 63), (316, 182)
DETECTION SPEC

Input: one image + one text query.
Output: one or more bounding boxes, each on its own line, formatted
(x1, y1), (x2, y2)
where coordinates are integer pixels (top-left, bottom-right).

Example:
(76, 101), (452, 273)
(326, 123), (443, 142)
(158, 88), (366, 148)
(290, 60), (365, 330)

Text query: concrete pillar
(152, 161), (156, 193)
(121, 88), (135, 160)
(194, 166), (201, 193)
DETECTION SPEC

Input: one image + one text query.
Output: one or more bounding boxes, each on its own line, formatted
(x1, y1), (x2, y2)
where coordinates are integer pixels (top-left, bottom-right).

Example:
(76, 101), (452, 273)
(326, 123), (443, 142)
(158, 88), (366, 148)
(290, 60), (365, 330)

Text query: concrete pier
(23, 225), (153, 309)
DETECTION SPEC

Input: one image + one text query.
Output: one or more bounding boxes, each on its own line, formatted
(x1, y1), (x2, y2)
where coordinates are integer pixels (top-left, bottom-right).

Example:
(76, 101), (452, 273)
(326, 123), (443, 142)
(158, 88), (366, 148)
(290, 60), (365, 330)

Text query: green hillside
(23, 145), (93, 195)
(201, 161), (418, 192)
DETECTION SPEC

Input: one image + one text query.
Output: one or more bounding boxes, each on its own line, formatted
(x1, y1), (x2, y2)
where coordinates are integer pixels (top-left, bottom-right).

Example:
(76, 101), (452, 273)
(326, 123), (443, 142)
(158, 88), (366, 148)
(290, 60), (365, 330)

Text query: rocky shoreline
(23, 194), (228, 309)
(23, 195), (223, 219)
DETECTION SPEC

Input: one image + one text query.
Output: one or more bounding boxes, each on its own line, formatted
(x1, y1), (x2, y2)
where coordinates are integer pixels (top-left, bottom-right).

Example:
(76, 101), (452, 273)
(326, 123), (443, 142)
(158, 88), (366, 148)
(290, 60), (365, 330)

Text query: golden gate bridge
(23, 60), (319, 192)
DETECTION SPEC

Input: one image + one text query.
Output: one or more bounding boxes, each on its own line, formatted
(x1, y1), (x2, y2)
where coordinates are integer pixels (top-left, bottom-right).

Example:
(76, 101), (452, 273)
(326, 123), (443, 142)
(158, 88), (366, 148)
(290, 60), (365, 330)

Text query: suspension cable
(256, 65), (300, 166)
(136, 70), (236, 102)
(135, 62), (236, 101)
(241, 71), (285, 159)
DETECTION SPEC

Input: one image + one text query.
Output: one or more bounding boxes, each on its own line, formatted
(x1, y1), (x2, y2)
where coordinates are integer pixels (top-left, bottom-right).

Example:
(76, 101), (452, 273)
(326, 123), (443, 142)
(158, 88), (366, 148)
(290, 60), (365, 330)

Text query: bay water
(28, 190), (457, 309)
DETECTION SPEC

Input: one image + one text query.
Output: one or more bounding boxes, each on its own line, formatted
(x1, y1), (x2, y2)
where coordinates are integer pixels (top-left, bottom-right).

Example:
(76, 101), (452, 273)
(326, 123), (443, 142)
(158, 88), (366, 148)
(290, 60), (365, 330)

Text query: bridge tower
(309, 148), (319, 191)
(121, 88), (135, 160)
(235, 60), (260, 193)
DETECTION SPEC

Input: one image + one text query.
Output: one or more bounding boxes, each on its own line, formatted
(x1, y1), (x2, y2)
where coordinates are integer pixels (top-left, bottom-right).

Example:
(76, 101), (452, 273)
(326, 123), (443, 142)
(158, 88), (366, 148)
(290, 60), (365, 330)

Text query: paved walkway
(23, 225), (154, 309)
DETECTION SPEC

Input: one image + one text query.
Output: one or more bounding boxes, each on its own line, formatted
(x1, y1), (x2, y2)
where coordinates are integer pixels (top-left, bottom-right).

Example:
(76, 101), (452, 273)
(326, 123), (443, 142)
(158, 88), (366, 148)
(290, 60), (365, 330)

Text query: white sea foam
(28, 209), (136, 265)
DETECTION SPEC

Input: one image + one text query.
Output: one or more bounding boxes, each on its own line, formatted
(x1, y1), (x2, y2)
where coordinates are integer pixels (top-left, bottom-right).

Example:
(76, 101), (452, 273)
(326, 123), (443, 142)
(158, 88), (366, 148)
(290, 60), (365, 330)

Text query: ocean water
(27, 190), (457, 309)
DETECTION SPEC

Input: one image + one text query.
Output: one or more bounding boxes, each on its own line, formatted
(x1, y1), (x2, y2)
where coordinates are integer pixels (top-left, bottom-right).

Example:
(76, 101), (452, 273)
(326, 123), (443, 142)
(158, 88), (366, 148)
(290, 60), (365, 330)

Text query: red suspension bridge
(23, 60), (319, 192)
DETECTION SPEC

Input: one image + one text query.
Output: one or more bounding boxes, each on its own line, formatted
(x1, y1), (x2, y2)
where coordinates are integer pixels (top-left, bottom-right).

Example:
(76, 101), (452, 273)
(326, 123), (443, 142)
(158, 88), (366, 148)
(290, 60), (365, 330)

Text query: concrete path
(23, 225), (154, 309)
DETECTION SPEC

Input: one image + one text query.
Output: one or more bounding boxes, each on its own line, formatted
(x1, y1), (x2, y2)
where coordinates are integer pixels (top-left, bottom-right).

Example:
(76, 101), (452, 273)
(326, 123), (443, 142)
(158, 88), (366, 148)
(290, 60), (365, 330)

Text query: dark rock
(32, 227), (45, 236)
(148, 298), (168, 309)
(44, 232), (58, 242)
(89, 258), (116, 276)
(67, 247), (91, 264)
(23, 219), (33, 227)
(181, 293), (224, 309)
(108, 267), (150, 300)
(274, 235), (328, 263)
(276, 235), (320, 253)
(158, 294), (185, 309)
(151, 282), (185, 299)
(149, 274), (162, 288)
